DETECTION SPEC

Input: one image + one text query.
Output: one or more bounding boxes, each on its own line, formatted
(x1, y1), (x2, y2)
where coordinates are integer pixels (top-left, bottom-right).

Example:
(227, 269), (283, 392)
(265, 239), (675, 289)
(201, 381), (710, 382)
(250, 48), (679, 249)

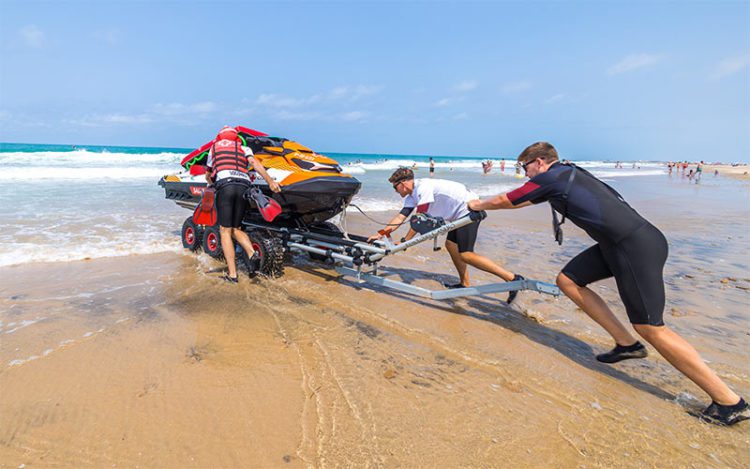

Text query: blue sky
(1, 0), (748, 161)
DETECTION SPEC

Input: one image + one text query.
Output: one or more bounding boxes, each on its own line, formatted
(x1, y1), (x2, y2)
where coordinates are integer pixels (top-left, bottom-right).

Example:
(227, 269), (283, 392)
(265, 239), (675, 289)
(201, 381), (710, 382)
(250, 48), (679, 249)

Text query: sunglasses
(392, 180), (404, 191)
(521, 160), (537, 172)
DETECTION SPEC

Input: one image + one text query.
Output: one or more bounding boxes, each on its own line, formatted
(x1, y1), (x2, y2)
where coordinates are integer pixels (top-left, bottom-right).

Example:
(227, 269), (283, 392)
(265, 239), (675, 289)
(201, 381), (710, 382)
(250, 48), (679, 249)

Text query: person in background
(500, 158), (506, 172)
(468, 141), (748, 426)
(429, 157), (435, 178)
(206, 126), (281, 283)
(368, 167), (525, 304)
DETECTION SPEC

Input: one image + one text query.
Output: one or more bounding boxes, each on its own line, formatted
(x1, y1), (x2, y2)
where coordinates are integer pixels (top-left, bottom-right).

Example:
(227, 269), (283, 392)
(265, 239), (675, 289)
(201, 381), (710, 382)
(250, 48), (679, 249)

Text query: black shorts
(216, 181), (249, 228)
(446, 220), (480, 253)
(561, 223), (668, 326)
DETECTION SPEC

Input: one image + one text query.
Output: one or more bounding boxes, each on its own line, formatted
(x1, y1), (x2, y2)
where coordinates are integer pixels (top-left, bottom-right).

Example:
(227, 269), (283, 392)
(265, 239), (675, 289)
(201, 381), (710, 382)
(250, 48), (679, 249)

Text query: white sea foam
(589, 169), (663, 178)
(347, 197), (403, 213)
(472, 183), (519, 197)
(351, 159), (486, 171)
(2, 317), (46, 334)
(0, 166), (172, 181)
(0, 238), (183, 267)
(0, 150), (183, 165)
(342, 166), (366, 174)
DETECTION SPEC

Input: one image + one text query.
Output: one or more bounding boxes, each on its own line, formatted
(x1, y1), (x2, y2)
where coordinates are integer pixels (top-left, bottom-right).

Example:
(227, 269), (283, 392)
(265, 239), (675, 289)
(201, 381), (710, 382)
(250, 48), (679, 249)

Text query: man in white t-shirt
(368, 168), (524, 303)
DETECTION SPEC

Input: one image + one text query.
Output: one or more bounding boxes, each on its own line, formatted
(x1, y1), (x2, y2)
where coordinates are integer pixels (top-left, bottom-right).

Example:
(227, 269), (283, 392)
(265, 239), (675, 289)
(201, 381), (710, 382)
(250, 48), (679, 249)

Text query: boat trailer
(241, 210), (561, 301)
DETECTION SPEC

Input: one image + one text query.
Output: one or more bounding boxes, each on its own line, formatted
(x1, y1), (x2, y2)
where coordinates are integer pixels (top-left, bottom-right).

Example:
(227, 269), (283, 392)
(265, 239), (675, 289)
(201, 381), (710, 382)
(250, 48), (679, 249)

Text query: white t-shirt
(403, 178), (478, 221)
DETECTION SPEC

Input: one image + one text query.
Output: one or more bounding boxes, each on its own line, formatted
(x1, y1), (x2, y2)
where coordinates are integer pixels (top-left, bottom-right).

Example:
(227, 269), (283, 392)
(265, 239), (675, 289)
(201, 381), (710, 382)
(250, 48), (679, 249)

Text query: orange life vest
(210, 139), (249, 178)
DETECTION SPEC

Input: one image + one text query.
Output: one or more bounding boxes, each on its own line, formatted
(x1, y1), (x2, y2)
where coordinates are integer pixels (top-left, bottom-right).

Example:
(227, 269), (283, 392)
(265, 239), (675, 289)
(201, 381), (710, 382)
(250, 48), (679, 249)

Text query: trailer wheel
(308, 222), (342, 262)
(202, 225), (223, 259)
(181, 217), (203, 251)
(246, 231), (285, 278)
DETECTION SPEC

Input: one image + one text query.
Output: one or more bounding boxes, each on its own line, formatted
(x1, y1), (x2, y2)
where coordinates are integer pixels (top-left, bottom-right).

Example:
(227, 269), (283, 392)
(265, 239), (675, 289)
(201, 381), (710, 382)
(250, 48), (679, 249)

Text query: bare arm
(252, 157), (281, 193)
(368, 213), (407, 242)
(467, 194), (532, 211)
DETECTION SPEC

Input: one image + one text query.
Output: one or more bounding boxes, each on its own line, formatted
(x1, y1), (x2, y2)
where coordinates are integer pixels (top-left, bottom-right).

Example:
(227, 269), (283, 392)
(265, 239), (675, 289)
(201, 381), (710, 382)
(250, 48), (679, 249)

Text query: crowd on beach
(666, 160), (708, 182)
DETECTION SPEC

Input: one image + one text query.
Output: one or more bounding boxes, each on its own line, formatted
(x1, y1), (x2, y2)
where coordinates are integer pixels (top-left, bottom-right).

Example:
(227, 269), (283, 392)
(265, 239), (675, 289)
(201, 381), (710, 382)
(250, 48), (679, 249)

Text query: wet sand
(2, 191), (750, 467)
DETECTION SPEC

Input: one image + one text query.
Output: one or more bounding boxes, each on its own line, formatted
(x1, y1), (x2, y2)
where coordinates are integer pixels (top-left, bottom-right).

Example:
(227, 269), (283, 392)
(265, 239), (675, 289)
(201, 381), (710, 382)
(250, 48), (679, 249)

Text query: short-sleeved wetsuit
(506, 162), (668, 326)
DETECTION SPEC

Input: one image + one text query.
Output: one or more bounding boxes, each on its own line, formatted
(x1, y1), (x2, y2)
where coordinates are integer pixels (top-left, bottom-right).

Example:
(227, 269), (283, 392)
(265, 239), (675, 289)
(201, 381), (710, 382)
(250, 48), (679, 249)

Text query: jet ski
(158, 126), (361, 226)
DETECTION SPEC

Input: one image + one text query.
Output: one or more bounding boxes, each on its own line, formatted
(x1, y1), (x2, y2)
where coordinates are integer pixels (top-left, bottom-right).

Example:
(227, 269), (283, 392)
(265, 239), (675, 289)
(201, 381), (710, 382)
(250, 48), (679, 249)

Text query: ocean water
(0, 142), (686, 267)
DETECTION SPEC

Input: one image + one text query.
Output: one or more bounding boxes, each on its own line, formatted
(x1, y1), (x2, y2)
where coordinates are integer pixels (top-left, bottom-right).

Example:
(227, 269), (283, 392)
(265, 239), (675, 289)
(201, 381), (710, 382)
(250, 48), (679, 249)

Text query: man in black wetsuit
(468, 142), (748, 426)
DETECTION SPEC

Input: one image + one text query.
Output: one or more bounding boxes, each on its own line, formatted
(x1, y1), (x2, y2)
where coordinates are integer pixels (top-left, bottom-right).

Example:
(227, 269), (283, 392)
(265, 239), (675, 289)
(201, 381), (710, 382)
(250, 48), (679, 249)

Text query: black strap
(551, 166), (576, 245)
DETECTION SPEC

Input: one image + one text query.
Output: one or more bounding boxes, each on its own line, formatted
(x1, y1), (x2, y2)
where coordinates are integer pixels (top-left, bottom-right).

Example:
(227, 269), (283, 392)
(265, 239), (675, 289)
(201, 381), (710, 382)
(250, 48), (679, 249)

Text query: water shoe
(222, 274), (239, 284)
(596, 341), (648, 363)
(701, 398), (749, 426)
(507, 274), (525, 304)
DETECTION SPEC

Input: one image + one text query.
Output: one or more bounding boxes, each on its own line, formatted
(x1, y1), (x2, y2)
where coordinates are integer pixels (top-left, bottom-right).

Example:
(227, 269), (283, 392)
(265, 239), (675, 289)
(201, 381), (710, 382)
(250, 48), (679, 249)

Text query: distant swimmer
(469, 141), (749, 426)
(368, 168), (524, 304)
(429, 157), (435, 178)
(482, 160), (493, 174)
(500, 158), (506, 172)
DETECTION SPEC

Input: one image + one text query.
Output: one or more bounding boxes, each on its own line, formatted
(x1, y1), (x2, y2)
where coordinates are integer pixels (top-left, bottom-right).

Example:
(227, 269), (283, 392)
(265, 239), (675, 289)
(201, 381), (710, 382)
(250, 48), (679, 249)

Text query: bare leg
(459, 251), (514, 282)
(445, 240), (469, 286)
(634, 324), (740, 405)
(220, 226), (237, 278)
(232, 228), (256, 257)
(556, 273), (638, 346)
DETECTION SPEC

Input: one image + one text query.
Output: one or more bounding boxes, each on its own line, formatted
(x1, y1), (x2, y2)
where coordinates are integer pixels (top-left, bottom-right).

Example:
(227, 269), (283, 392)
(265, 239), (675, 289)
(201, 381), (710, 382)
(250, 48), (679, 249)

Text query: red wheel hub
(185, 227), (195, 244)
(207, 232), (218, 252)
(251, 242), (263, 259)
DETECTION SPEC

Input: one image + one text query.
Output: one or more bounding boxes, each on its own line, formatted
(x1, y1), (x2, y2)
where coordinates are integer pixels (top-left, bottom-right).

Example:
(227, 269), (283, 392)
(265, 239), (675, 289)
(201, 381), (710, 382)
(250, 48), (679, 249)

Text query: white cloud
(434, 97), (453, 107)
(20, 25), (45, 48)
(607, 53), (661, 75)
(711, 54), (750, 80)
(93, 29), (121, 46)
(64, 101), (219, 128)
(545, 93), (565, 104)
(152, 101), (217, 116)
(341, 111), (367, 122)
(454, 80), (478, 92)
(453, 112), (469, 121)
(501, 81), (532, 94)
(254, 84), (381, 109)
(63, 113), (153, 127)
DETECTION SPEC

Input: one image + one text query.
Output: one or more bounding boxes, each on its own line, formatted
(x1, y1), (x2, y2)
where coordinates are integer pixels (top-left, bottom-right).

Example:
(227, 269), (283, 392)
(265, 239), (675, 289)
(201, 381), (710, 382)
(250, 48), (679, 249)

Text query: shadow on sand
(293, 260), (675, 403)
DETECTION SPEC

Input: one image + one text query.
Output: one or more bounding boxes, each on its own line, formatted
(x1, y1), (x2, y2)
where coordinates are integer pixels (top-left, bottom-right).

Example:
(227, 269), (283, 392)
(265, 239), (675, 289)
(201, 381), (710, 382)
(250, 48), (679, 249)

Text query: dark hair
(389, 167), (414, 185)
(517, 142), (559, 164)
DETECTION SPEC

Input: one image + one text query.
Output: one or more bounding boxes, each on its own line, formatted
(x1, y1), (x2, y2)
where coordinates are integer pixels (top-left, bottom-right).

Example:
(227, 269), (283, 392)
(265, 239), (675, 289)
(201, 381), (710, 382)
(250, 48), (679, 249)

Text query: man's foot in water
(701, 398), (750, 426)
(596, 341), (648, 363)
(507, 274), (524, 304)
(222, 273), (239, 284)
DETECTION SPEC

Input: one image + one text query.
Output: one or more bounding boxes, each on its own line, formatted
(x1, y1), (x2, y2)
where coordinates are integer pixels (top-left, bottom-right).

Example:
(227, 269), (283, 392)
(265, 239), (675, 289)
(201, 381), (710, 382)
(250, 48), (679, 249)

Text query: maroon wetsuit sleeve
(506, 181), (544, 205)
(416, 203), (430, 213)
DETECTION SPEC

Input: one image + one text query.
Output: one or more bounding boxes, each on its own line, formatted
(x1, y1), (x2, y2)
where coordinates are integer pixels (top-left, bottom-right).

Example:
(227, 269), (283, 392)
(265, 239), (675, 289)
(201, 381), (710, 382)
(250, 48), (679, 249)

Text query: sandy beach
(703, 164), (750, 181)
(2, 185), (749, 467)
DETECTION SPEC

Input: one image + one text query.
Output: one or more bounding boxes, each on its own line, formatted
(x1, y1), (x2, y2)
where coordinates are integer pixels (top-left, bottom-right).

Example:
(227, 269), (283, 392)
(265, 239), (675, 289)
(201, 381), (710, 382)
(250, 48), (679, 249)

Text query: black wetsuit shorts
(561, 223), (668, 326)
(446, 220), (480, 253)
(216, 181), (249, 228)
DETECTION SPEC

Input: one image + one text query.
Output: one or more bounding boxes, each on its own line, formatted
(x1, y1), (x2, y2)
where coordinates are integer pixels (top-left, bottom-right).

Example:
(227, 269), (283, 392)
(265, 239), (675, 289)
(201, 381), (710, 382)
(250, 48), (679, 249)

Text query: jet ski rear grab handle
(243, 210), (562, 300)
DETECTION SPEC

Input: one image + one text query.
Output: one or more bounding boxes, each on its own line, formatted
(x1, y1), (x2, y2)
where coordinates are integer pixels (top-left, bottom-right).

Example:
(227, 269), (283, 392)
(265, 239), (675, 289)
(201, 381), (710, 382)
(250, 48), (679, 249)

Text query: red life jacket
(210, 139), (249, 177)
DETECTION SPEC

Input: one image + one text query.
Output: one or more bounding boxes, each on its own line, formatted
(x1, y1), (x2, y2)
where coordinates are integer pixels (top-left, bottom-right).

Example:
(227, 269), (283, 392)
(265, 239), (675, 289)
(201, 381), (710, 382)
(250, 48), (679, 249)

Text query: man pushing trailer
(468, 141), (748, 426)
(368, 167), (524, 304)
